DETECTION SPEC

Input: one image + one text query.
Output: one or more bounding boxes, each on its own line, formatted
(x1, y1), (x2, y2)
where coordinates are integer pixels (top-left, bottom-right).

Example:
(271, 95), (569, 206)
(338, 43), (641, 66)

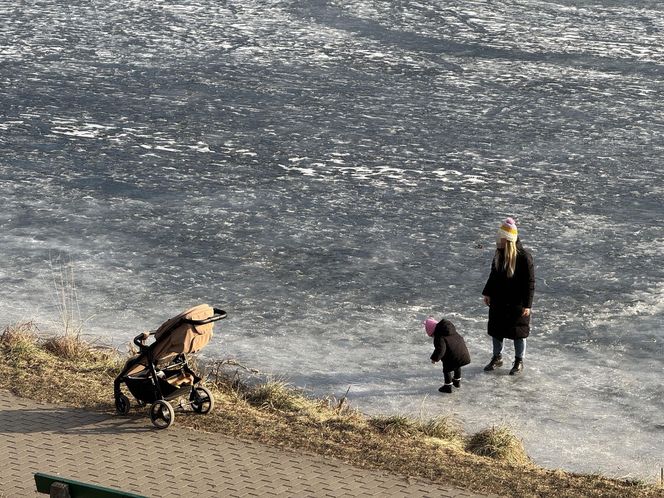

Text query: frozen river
(1, 0), (663, 482)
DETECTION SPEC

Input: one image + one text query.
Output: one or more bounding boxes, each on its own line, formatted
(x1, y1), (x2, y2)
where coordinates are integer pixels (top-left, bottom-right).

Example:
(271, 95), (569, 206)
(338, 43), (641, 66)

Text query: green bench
(34, 472), (147, 498)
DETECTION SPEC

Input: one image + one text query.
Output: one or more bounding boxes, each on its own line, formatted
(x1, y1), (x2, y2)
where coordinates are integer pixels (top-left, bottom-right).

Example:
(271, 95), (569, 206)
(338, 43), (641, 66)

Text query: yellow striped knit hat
(497, 217), (518, 242)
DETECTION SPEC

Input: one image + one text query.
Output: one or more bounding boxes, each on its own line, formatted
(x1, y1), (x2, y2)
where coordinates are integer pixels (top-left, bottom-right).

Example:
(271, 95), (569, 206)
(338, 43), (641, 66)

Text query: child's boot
(509, 358), (524, 375)
(438, 383), (453, 393)
(452, 377), (461, 388)
(483, 355), (503, 371)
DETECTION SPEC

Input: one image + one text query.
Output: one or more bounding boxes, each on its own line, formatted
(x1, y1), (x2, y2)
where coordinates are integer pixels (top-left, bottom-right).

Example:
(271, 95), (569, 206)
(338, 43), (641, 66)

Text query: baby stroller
(114, 304), (226, 429)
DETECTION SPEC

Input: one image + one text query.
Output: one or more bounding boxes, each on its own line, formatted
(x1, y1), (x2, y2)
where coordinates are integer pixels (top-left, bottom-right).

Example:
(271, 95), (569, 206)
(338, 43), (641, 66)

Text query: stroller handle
(185, 308), (227, 325)
(131, 308), (226, 347)
(133, 331), (151, 349)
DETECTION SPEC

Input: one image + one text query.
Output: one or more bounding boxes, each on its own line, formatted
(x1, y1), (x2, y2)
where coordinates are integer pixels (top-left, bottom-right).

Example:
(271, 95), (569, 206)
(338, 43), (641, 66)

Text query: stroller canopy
(151, 304), (221, 362)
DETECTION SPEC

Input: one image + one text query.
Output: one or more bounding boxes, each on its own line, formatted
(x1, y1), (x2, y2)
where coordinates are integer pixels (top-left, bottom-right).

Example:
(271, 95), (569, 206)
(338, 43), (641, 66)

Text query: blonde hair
(495, 239), (517, 277)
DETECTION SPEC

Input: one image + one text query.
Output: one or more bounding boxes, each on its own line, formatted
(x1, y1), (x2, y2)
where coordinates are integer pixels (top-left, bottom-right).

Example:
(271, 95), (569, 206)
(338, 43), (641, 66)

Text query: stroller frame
(114, 306), (226, 428)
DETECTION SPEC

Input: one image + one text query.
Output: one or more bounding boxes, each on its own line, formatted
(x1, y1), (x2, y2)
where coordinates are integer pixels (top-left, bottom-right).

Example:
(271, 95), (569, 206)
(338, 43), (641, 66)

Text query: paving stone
(1, 389), (498, 498)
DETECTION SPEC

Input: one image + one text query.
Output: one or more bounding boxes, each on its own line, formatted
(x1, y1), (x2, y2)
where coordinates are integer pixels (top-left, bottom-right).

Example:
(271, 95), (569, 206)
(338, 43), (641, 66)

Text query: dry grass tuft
(467, 425), (530, 466)
(0, 322), (39, 357)
(42, 334), (92, 361)
(321, 414), (365, 432)
(204, 359), (257, 404)
(419, 415), (464, 442)
(245, 379), (314, 413)
(370, 414), (419, 437)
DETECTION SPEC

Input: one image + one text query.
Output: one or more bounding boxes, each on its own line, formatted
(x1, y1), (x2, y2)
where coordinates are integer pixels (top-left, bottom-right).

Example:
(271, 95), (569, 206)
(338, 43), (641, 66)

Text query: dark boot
(509, 358), (524, 375)
(438, 384), (453, 393)
(483, 355), (503, 371)
(452, 378), (461, 388)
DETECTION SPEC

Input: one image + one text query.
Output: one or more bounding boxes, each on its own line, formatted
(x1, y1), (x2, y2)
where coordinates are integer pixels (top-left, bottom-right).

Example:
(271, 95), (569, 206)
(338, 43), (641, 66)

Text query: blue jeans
(492, 336), (526, 359)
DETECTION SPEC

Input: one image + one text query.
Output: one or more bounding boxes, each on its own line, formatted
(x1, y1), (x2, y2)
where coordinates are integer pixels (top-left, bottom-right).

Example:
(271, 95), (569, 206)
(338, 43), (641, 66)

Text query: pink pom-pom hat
(423, 317), (437, 337)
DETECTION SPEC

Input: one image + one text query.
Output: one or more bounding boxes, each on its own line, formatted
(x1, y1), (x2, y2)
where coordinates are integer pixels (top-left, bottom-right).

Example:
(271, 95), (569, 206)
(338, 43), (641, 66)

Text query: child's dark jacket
(431, 319), (471, 372)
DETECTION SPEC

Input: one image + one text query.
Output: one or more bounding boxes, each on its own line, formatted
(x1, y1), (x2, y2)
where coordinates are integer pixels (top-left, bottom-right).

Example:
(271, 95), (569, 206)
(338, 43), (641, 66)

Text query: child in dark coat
(424, 317), (471, 393)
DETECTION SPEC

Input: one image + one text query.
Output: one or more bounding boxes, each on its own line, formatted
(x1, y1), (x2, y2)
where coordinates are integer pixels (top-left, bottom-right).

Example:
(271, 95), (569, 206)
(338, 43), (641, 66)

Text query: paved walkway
(0, 390), (497, 498)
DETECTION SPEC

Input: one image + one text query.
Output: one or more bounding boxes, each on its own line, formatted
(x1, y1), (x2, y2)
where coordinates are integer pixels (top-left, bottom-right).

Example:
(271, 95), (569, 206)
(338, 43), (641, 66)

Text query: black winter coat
(482, 240), (535, 339)
(430, 319), (471, 372)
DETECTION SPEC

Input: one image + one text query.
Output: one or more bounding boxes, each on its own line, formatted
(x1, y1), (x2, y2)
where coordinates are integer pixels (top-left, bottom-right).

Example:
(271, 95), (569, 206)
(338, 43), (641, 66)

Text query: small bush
(467, 425), (530, 465)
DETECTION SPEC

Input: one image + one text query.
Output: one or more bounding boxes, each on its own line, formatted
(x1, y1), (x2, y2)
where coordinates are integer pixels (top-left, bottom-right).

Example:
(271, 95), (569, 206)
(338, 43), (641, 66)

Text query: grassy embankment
(1, 322), (662, 498)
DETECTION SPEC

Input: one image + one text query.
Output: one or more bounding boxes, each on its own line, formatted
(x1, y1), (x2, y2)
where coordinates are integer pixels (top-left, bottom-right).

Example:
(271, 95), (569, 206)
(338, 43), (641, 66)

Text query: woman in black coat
(424, 318), (471, 393)
(481, 218), (535, 375)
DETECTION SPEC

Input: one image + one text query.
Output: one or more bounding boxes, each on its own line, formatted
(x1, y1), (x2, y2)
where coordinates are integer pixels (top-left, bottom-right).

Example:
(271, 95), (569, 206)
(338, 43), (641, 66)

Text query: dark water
(1, 0), (663, 480)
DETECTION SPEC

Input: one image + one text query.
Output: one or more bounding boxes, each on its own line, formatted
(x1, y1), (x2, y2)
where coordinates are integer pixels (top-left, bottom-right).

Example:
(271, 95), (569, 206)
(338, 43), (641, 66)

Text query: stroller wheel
(190, 386), (214, 414)
(150, 400), (175, 429)
(115, 394), (131, 415)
